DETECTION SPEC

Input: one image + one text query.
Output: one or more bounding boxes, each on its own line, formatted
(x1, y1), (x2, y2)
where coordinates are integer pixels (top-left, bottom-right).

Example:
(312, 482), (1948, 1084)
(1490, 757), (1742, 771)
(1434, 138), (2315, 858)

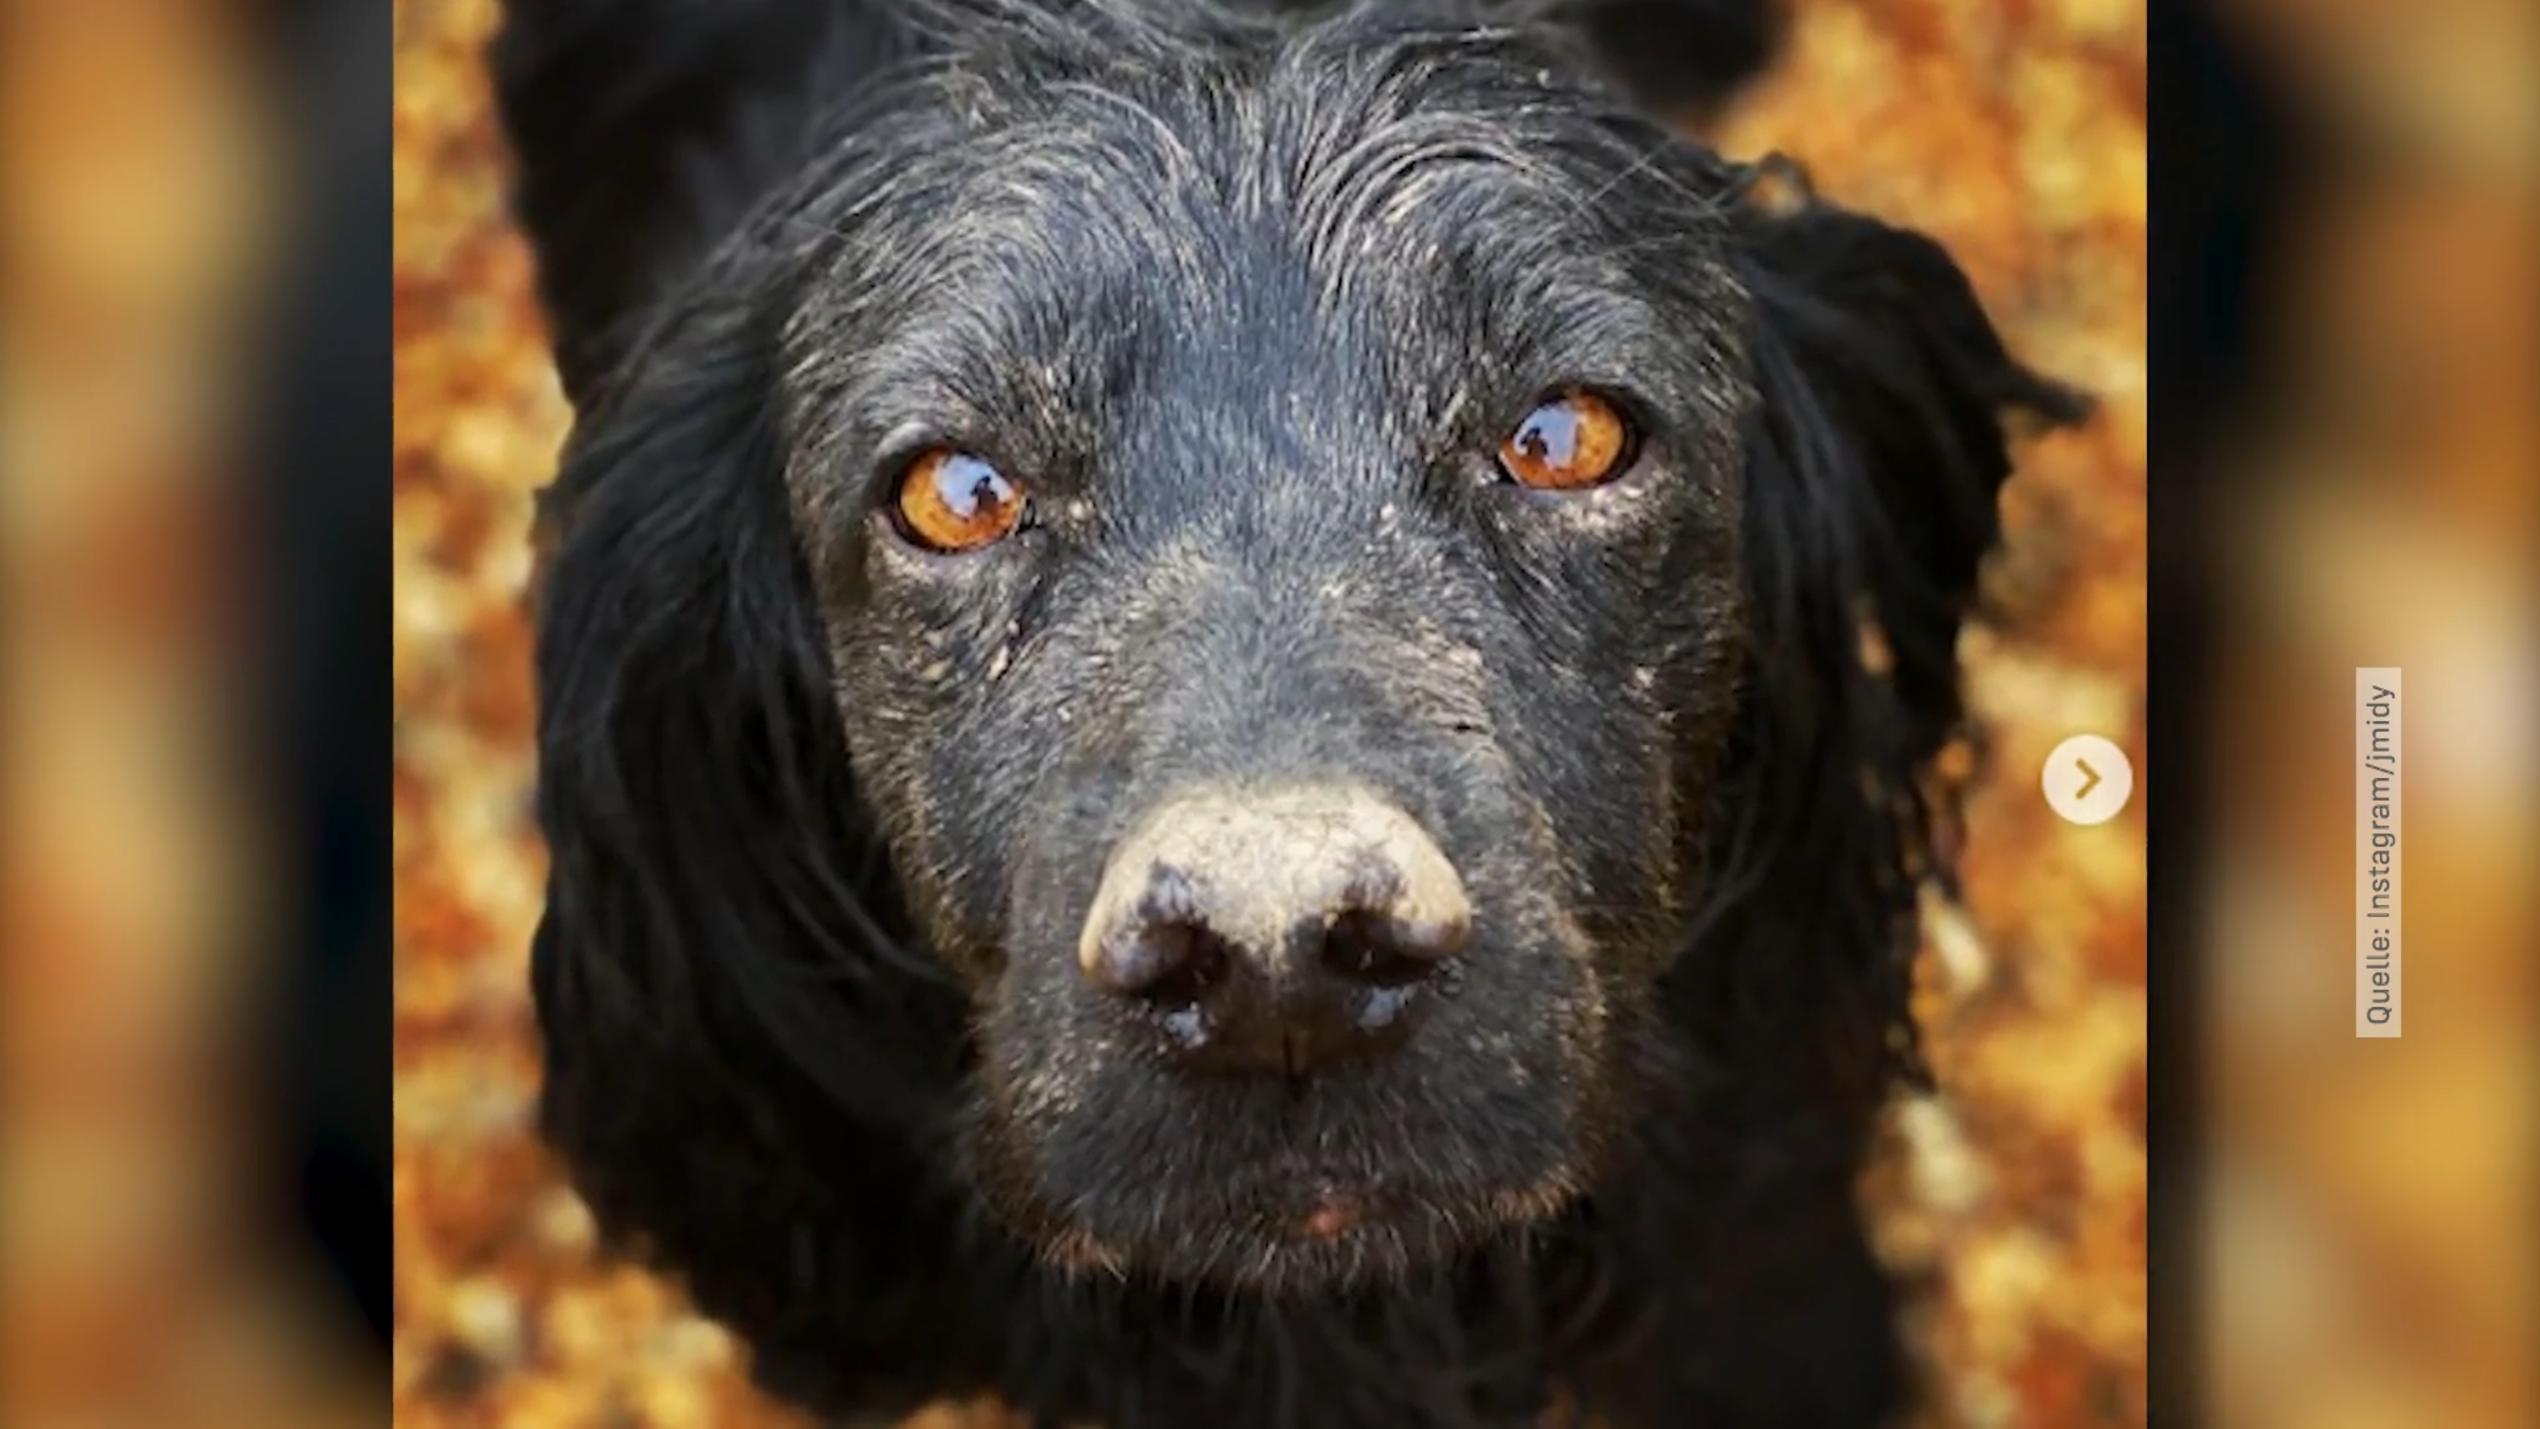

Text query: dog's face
(526, 4), (2070, 1307)
(775, 19), (1753, 1289)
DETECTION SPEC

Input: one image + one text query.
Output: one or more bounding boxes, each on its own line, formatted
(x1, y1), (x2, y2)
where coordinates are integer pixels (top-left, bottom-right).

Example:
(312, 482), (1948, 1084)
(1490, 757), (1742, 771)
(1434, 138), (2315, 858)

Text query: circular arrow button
(2043, 733), (2133, 826)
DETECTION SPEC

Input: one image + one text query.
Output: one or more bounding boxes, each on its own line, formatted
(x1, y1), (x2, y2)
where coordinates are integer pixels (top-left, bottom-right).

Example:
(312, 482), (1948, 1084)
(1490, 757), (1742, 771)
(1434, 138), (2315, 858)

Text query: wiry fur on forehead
(760, 0), (1757, 537)
(805, 5), (1738, 264)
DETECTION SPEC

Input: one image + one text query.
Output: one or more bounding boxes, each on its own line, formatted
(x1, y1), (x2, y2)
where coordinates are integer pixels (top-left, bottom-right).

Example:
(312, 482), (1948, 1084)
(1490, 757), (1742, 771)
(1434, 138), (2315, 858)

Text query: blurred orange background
(2, 2), (377, 1425)
(0, 0), (2527, 1426)
(2191, 1), (2537, 1425)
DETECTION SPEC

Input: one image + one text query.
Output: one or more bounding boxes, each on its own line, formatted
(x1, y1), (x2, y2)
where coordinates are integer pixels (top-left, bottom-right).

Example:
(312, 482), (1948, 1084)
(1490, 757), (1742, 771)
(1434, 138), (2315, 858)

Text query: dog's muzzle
(1075, 782), (1472, 1077)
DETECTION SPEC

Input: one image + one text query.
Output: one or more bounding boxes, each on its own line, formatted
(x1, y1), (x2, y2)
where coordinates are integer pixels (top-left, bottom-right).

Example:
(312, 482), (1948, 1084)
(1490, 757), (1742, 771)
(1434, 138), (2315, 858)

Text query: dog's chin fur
(972, 1130), (1528, 1295)
(1008, 1176), (1583, 1296)
(500, 1), (2087, 1425)
(962, 932), (1651, 1296)
(965, 1058), (1612, 1294)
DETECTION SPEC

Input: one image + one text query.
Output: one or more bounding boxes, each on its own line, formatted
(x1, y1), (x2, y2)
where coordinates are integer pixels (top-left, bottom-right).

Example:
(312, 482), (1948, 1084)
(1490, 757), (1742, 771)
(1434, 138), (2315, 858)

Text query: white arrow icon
(2044, 735), (2132, 825)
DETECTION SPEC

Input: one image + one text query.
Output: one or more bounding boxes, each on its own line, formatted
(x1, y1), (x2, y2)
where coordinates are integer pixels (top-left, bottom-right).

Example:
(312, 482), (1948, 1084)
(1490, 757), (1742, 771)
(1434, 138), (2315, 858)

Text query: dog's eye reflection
(893, 448), (1027, 552)
(1498, 390), (1634, 491)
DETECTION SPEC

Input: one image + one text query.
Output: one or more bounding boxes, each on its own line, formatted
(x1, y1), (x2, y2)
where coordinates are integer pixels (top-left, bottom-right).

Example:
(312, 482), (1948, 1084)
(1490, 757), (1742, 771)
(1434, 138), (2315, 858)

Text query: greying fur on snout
(1077, 782), (1474, 981)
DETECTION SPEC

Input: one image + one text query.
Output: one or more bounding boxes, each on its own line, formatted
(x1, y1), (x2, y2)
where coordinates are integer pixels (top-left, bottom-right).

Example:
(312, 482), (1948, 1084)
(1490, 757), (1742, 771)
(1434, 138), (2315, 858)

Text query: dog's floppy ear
(1565, 0), (1784, 117)
(491, 0), (913, 404)
(1693, 177), (2084, 1088)
(529, 292), (964, 1252)
(1734, 181), (2085, 767)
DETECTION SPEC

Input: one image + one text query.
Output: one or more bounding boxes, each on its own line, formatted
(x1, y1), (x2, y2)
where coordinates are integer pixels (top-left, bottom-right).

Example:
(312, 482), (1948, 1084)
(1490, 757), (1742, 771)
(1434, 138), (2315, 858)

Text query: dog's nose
(1077, 784), (1471, 1076)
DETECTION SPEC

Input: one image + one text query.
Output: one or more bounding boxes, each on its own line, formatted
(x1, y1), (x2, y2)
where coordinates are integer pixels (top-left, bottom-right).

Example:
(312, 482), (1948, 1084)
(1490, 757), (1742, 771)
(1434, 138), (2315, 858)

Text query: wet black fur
(498, 2), (2082, 1425)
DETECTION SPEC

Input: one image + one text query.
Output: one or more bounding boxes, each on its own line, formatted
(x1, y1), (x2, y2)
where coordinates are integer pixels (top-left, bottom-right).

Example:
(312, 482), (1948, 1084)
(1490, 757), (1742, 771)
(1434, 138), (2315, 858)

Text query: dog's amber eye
(894, 448), (1026, 552)
(1498, 391), (1632, 490)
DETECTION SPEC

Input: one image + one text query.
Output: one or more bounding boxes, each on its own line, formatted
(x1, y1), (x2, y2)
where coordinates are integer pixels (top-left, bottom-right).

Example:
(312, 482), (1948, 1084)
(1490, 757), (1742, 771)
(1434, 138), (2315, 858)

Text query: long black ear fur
(490, 0), (914, 404)
(1742, 190), (2086, 757)
(527, 293), (974, 1387)
(1687, 179), (2086, 1098)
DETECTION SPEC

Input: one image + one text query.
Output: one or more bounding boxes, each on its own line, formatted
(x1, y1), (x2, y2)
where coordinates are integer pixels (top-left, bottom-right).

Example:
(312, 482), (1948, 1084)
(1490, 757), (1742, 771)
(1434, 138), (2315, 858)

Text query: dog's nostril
(1319, 908), (1465, 988)
(1139, 922), (1232, 1005)
(1089, 919), (1231, 1001)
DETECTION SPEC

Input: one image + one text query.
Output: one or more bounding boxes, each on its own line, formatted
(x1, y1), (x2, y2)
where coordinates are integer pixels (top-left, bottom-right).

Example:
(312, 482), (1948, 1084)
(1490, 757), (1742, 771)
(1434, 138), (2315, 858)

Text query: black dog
(496, 2), (2080, 1424)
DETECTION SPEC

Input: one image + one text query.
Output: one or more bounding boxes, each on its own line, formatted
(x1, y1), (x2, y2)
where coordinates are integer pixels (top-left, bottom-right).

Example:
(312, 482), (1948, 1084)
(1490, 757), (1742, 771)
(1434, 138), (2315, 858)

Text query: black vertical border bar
(2147, 0), (2300, 1420)
(259, 0), (396, 1359)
